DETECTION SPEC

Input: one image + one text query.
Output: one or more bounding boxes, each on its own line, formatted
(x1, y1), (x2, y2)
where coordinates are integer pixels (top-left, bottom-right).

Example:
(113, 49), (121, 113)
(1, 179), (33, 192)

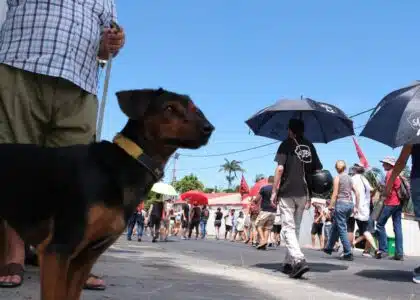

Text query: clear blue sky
(100, 1), (419, 189)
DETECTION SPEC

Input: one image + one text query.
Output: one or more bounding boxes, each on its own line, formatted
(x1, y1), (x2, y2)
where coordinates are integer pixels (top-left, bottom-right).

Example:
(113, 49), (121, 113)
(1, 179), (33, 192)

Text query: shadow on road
(252, 262), (348, 273)
(355, 269), (412, 282)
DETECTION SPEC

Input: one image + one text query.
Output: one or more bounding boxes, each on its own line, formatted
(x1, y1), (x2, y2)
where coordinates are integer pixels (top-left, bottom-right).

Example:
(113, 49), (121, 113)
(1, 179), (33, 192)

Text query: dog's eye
(164, 105), (174, 113)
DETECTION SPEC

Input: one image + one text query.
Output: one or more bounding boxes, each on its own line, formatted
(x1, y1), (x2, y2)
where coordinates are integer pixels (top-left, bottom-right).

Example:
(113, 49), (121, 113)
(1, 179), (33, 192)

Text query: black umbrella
(245, 98), (354, 143)
(360, 81), (420, 148)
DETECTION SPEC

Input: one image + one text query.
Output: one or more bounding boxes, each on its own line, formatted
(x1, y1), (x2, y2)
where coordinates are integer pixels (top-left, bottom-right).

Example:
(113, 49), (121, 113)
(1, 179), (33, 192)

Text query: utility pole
(172, 153), (180, 184)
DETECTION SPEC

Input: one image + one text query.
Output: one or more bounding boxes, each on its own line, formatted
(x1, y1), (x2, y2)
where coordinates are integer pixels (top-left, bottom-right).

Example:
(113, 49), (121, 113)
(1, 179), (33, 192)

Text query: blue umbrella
(360, 81), (420, 148)
(245, 98), (354, 143)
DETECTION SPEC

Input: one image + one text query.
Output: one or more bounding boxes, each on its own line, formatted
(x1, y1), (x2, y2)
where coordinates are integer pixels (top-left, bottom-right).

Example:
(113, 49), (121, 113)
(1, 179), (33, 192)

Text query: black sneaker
(137, 238), (142, 242)
(289, 260), (310, 279)
(152, 237), (157, 243)
(282, 264), (293, 274)
(375, 251), (388, 259)
(323, 248), (332, 255)
(390, 255), (404, 261)
(340, 253), (354, 261)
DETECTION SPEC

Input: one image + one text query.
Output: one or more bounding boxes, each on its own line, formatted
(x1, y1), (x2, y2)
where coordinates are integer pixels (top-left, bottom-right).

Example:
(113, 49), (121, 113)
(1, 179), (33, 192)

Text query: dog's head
(116, 88), (214, 149)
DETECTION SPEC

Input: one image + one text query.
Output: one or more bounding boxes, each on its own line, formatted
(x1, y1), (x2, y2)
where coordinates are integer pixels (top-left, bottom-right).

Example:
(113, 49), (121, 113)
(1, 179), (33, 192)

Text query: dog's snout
(202, 122), (215, 135)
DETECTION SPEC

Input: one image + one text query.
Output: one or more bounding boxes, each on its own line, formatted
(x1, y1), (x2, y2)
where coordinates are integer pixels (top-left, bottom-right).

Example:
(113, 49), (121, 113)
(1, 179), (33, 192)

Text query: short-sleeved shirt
(151, 201), (164, 218)
(191, 206), (201, 221)
(0, 0), (116, 95)
(274, 137), (322, 197)
(385, 170), (401, 206)
(259, 184), (276, 213)
(215, 211), (223, 220)
(182, 203), (190, 219)
(412, 144), (420, 179)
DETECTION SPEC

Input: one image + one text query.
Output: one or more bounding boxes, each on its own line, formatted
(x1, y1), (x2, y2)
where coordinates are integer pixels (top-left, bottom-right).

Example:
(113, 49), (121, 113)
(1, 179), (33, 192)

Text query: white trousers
(279, 196), (307, 264)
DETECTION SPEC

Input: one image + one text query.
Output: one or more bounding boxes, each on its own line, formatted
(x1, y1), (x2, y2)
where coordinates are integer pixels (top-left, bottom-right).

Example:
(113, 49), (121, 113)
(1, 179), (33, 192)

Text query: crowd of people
(126, 118), (419, 284)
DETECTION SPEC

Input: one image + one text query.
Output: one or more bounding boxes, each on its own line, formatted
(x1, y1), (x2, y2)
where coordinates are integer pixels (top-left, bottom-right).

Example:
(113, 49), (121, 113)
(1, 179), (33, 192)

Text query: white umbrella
(151, 182), (178, 197)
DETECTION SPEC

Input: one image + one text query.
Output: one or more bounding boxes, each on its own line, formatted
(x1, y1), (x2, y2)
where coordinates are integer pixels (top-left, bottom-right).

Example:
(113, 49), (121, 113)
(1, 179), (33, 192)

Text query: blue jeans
(326, 201), (354, 255)
(127, 222), (144, 239)
(411, 177), (420, 221)
(324, 223), (332, 247)
(376, 205), (403, 256)
(200, 220), (207, 238)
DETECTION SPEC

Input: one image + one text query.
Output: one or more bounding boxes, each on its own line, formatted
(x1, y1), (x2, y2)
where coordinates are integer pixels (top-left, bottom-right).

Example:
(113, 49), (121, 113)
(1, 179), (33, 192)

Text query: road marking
(105, 241), (368, 300)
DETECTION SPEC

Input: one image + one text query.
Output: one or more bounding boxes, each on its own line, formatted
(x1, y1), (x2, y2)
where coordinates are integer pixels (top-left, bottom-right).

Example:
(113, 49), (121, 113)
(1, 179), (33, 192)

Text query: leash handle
(96, 21), (119, 141)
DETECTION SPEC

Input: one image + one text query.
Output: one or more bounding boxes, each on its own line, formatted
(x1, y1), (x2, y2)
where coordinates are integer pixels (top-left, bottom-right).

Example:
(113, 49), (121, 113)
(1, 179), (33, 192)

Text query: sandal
(83, 273), (106, 290)
(0, 263), (24, 288)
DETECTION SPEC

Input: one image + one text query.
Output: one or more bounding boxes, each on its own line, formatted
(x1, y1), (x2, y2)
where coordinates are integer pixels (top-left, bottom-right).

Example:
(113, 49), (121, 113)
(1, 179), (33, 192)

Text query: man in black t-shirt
(254, 176), (276, 250)
(271, 119), (322, 279)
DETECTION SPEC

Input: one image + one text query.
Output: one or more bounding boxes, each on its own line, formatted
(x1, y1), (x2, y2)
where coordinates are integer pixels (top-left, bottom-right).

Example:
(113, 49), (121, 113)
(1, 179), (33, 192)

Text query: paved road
(1, 235), (420, 299)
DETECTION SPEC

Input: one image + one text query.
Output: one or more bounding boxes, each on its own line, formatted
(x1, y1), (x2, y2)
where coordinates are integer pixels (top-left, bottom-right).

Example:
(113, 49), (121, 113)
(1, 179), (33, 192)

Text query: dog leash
(96, 21), (121, 142)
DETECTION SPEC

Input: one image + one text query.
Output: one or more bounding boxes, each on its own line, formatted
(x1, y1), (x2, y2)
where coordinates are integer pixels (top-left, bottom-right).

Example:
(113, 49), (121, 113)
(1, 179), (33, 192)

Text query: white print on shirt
(408, 111), (420, 136)
(319, 104), (336, 114)
(294, 144), (312, 164)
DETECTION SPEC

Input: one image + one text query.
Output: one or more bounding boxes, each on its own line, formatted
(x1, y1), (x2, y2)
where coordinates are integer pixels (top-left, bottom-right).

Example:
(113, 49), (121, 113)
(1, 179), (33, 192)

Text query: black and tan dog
(0, 88), (214, 300)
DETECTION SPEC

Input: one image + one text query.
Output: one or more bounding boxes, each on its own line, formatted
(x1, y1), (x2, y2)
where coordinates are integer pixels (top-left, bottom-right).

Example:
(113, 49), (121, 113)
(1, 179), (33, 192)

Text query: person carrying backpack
(200, 205), (210, 239)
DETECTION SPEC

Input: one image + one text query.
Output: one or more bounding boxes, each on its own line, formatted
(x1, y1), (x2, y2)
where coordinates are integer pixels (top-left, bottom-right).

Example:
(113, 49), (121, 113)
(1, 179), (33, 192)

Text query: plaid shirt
(0, 0), (116, 95)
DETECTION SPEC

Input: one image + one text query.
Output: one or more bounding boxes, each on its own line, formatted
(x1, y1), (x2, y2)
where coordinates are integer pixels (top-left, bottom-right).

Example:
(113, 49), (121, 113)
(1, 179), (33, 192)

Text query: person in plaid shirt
(0, 0), (125, 289)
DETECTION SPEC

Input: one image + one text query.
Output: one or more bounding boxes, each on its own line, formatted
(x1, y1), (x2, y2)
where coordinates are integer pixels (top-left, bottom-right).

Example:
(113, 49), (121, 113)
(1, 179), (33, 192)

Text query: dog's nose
(202, 123), (215, 135)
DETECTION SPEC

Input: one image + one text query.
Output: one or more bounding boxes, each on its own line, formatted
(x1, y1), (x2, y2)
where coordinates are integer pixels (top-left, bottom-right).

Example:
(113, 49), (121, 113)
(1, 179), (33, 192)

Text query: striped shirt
(0, 0), (116, 95)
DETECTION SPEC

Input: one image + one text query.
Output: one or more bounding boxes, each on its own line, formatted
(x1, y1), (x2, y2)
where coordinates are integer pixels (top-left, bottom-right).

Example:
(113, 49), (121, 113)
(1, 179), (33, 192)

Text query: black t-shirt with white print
(275, 137), (322, 198)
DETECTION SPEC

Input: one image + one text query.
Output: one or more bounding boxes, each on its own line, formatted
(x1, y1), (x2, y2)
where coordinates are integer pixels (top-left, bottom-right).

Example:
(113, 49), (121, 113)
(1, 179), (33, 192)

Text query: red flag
(239, 174), (250, 195)
(352, 137), (369, 168)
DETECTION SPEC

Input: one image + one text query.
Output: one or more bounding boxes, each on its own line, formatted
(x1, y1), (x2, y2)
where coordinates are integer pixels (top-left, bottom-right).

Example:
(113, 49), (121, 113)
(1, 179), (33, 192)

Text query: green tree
(219, 159), (245, 189)
(255, 174), (265, 183)
(173, 174), (204, 194)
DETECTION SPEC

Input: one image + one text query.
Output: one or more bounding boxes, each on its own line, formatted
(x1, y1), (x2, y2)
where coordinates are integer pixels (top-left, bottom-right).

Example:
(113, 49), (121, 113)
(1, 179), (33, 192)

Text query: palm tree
(219, 158), (245, 189)
(254, 174), (265, 183)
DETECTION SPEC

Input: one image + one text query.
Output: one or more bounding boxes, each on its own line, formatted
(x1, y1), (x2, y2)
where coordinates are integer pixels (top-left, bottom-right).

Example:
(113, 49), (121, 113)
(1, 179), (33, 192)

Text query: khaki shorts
(255, 211), (275, 230)
(0, 64), (98, 146)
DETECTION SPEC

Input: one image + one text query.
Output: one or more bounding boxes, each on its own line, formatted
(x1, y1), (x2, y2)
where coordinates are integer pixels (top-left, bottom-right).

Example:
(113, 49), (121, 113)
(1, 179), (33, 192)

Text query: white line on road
(105, 245), (369, 300)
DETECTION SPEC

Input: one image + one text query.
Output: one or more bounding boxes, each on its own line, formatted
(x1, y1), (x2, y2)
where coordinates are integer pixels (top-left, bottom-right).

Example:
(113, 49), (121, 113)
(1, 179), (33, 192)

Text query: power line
(177, 152), (275, 172)
(180, 107), (375, 158)
(180, 141), (278, 158)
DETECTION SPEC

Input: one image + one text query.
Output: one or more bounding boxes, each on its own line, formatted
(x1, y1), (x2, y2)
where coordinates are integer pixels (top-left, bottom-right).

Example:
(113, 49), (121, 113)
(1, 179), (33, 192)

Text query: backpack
(397, 176), (411, 208)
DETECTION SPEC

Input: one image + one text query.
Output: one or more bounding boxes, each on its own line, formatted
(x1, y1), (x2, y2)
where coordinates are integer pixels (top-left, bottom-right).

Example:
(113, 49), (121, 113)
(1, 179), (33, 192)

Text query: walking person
(127, 206), (145, 242)
(311, 204), (324, 249)
(255, 176), (276, 250)
(375, 157), (404, 260)
(224, 209), (235, 240)
(271, 205), (282, 247)
(385, 144), (420, 282)
(350, 163), (378, 256)
(214, 207), (223, 240)
(149, 198), (165, 243)
(232, 212), (247, 241)
(0, 0), (124, 289)
(248, 197), (261, 246)
(323, 205), (333, 248)
(324, 160), (360, 261)
(200, 205), (210, 239)
(189, 203), (201, 240)
(181, 202), (190, 240)
(270, 119), (323, 278)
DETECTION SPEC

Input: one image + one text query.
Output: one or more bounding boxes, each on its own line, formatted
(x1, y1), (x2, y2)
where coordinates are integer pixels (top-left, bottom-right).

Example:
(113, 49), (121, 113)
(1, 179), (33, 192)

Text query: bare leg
(0, 225), (25, 286)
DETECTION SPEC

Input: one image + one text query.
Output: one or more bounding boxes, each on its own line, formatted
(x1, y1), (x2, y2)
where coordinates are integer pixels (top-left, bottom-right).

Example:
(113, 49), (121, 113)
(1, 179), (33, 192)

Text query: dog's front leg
(39, 249), (70, 300)
(66, 237), (117, 300)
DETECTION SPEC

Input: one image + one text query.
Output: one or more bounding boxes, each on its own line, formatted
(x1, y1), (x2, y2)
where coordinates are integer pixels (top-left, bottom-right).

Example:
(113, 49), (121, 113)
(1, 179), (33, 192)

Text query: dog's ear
(116, 89), (161, 120)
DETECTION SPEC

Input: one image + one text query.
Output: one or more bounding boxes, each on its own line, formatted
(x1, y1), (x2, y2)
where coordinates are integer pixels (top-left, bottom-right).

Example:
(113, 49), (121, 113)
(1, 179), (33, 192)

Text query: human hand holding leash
(99, 21), (125, 59)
